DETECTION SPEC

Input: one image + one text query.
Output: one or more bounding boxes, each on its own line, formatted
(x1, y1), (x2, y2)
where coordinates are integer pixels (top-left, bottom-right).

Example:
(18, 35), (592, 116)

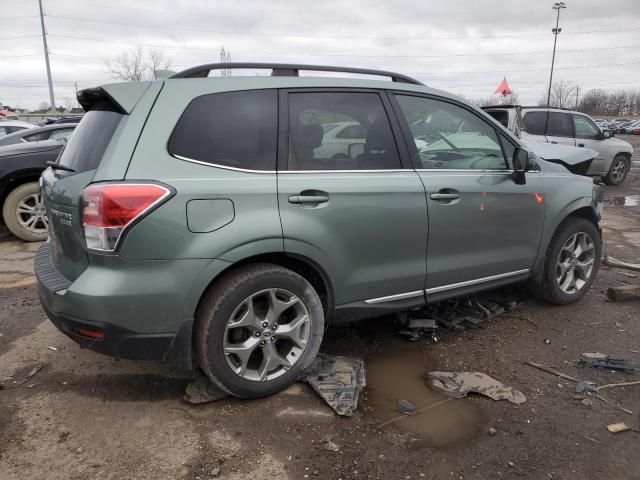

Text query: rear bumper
(34, 242), (201, 369)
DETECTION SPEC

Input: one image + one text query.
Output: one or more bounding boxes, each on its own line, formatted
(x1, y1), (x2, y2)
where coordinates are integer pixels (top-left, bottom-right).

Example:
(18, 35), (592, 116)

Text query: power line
(44, 14), (640, 41)
(42, 33), (640, 59)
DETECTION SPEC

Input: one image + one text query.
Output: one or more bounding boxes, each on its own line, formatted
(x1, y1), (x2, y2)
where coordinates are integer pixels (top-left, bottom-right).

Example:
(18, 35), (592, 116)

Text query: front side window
(573, 115), (600, 140)
(24, 131), (50, 142)
(287, 92), (401, 170)
(395, 95), (508, 170)
(169, 89), (278, 171)
(49, 129), (74, 141)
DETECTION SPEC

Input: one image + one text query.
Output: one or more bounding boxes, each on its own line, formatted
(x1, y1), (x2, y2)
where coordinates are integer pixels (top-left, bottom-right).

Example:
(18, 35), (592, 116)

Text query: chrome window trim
(425, 268), (530, 295)
(415, 169), (513, 173)
(364, 290), (424, 304)
(172, 154), (277, 174)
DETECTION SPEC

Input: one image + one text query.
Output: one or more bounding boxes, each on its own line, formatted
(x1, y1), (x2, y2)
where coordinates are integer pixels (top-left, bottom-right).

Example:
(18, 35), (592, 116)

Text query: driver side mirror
(512, 147), (528, 185)
(602, 130), (613, 139)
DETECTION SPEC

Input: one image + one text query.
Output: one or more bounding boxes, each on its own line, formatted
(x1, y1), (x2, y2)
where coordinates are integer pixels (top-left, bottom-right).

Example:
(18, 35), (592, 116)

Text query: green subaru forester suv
(36, 63), (603, 398)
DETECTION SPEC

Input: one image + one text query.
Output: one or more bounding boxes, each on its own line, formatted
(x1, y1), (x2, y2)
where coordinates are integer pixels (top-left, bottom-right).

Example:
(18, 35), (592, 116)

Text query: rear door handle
(430, 193), (460, 201)
(288, 195), (329, 204)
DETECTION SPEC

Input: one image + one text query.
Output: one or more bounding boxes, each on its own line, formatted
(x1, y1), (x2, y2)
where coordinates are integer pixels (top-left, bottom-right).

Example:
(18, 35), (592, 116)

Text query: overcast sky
(1, 0), (639, 110)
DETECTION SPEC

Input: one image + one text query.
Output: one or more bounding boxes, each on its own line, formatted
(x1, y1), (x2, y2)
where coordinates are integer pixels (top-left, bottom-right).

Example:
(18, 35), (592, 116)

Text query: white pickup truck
(482, 105), (633, 185)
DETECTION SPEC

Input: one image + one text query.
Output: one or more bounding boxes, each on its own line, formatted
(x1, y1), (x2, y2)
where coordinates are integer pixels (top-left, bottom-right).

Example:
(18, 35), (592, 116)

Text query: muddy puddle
(608, 195), (640, 207)
(364, 339), (485, 449)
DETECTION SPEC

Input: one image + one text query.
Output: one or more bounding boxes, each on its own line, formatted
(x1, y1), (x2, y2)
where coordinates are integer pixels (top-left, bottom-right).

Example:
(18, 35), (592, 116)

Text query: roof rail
(169, 62), (424, 85)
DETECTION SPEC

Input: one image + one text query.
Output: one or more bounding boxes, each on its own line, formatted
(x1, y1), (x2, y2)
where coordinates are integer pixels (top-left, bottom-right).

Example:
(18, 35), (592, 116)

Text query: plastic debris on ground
(397, 399), (417, 416)
(396, 296), (518, 341)
(183, 369), (229, 404)
(305, 354), (366, 416)
(426, 371), (527, 404)
(607, 422), (631, 433)
(579, 352), (638, 373)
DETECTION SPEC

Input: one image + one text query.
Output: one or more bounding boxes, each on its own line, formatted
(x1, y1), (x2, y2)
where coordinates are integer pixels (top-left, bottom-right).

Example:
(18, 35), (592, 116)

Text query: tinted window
(169, 90), (277, 171)
(288, 92), (400, 170)
(547, 112), (573, 137)
(522, 111), (547, 135)
(395, 95), (508, 170)
(24, 131), (50, 142)
(573, 115), (600, 139)
(57, 109), (123, 173)
(486, 110), (509, 128)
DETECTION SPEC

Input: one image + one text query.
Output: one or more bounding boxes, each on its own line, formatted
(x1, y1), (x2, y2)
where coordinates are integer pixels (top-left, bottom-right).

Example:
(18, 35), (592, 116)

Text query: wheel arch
(0, 169), (43, 207)
(532, 204), (600, 284)
(194, 252), (335, 324)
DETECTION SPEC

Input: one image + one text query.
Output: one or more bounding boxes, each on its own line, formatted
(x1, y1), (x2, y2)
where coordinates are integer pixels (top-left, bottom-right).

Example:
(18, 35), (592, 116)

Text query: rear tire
(2, 182), (49, 242)
(195, 263), (324, 398)
(531, 218), (601, 305)
(603, 155), (629, 185)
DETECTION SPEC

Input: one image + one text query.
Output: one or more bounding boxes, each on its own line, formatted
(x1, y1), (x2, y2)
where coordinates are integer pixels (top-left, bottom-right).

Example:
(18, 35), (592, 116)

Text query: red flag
(494, 77), (512, 95)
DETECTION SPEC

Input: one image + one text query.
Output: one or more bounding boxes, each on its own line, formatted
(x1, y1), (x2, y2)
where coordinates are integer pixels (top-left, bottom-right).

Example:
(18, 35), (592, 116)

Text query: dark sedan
(0, 140), (63, 241)
(0, 123), (76, 147)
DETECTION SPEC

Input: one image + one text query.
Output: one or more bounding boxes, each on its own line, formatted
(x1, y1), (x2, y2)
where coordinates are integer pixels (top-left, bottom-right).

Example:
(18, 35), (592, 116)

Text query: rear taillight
(81, 183), (170, 252)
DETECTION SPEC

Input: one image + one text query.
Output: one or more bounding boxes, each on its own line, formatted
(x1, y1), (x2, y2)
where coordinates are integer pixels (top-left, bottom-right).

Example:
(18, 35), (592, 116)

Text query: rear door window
(522, 111), (547, 135)
(57, 109), (123, 173)
(546, 112), (573, 137)
(168, 90), (278, 171)
(287, 92), (401, 170)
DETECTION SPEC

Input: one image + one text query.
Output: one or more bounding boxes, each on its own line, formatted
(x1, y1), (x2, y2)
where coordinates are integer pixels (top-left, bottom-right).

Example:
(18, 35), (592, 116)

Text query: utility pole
(38, 0), (55, 112)
(75, 82), (79, 108)
(546, 2), (566, 107)
(575, 85), (580, 110)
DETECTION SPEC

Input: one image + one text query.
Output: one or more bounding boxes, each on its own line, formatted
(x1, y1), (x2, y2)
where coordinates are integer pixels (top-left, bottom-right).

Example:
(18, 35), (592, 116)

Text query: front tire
(2, 182), (49, 242)
(603, 155), (629, 185)
(195, 263), (324, 398)
(531, 218), (601, 305)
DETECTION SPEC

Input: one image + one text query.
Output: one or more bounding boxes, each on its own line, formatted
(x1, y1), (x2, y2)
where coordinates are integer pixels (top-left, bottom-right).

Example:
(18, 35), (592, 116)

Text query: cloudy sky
(1, 0), (639, 109)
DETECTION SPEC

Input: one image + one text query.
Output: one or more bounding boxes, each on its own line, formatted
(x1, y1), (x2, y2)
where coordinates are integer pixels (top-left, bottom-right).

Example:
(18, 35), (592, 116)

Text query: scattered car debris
(607, 285), (640, 302)
(397, 399), (417, 416)
(525, 361), (634, 415)
(579, 352), (638, 373)
(607, 422), (631, 433)
(397, 296), (518, 340)
(602, 255), (640, 272)
(183, 369), (229, 404)
(16, 365), (42, 385)
(426, 372), (526, 404)
(575, 381), (596, 393)
(305, 354), (366, 416)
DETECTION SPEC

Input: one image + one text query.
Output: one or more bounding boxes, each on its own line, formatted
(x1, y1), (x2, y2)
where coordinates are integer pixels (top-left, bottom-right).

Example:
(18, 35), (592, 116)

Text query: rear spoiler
(77, 81), (154, 115)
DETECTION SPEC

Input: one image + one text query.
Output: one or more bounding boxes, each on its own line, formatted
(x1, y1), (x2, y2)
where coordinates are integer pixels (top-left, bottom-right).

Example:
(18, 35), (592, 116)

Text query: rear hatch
(42, 82), (160, 281)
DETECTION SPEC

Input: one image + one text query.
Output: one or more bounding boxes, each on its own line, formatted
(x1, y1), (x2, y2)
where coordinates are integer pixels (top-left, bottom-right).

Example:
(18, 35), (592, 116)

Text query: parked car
(37, 63), (603, 399)
(40, 116), (83, 125)
(0, 120), (36, 137)
(0, 140), (63, 241)
(482, 106), (633, 185)
(0, 123), (76, 147)
(622, 120), (640, 135)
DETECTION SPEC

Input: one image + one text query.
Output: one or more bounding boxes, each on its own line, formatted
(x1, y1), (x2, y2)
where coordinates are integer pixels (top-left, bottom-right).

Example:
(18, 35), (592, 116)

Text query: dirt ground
(1, 137), (640, 480)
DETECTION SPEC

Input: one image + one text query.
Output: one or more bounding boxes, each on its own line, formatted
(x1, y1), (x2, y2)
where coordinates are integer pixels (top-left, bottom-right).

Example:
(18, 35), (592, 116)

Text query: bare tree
(107, 48), (172, 81)
(539, 80), (578, 108)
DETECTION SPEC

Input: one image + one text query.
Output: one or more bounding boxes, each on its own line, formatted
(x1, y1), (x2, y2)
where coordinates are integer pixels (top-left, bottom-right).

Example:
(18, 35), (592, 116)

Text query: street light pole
(37, 0), (55, 112)
(546, 2), (566, 107)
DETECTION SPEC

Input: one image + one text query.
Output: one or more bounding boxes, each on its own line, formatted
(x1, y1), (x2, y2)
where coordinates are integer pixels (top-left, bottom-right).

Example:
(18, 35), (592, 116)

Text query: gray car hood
(522, 142), (597, 165)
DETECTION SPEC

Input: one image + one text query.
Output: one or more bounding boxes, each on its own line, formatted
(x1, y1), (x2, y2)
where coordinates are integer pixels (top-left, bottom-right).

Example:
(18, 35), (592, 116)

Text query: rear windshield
(57, 109), (123, 173)
(486, 110), (508, 128)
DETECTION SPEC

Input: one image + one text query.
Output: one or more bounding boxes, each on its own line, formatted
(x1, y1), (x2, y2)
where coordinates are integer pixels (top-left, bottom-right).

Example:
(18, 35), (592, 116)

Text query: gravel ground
(1, 136), (639, 480)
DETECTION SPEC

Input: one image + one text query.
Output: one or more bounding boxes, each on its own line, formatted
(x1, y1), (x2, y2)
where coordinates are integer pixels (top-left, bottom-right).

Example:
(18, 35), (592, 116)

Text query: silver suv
(483, 105), (633, 184)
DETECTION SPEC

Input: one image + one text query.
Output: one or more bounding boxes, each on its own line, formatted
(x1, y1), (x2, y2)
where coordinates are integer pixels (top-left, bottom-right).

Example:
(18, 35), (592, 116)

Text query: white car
(483, 106), (633, 185)
(0, 120), (36, 137)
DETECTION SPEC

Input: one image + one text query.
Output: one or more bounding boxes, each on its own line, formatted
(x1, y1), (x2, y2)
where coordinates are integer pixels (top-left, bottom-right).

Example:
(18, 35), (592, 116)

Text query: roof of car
(0, 139), (63, 157)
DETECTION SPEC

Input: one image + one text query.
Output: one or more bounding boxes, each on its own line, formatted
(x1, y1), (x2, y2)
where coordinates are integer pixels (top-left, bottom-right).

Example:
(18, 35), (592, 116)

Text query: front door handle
(288, 195), (329, 204)
(578, 143), (585, 147)
(430, 192), (460, 201)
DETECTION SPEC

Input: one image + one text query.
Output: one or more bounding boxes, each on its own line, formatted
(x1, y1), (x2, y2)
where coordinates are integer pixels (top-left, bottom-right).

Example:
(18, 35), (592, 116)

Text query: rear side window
(522, 111), (547, 135)
(58, 109), (123, 173)
(168, 90), (277, 171)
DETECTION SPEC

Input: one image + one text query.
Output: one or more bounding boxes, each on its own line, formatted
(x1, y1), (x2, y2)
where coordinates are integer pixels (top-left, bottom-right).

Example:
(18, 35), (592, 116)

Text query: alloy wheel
(611, 159), (626, 182)
(223, 288), (311, 381)
(556, 232), (595, 294)
(16, 192), (48, 234)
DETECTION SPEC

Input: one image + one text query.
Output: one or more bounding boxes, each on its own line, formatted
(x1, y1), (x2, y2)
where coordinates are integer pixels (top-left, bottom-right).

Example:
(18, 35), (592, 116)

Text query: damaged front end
(524, 142), (597, 176)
